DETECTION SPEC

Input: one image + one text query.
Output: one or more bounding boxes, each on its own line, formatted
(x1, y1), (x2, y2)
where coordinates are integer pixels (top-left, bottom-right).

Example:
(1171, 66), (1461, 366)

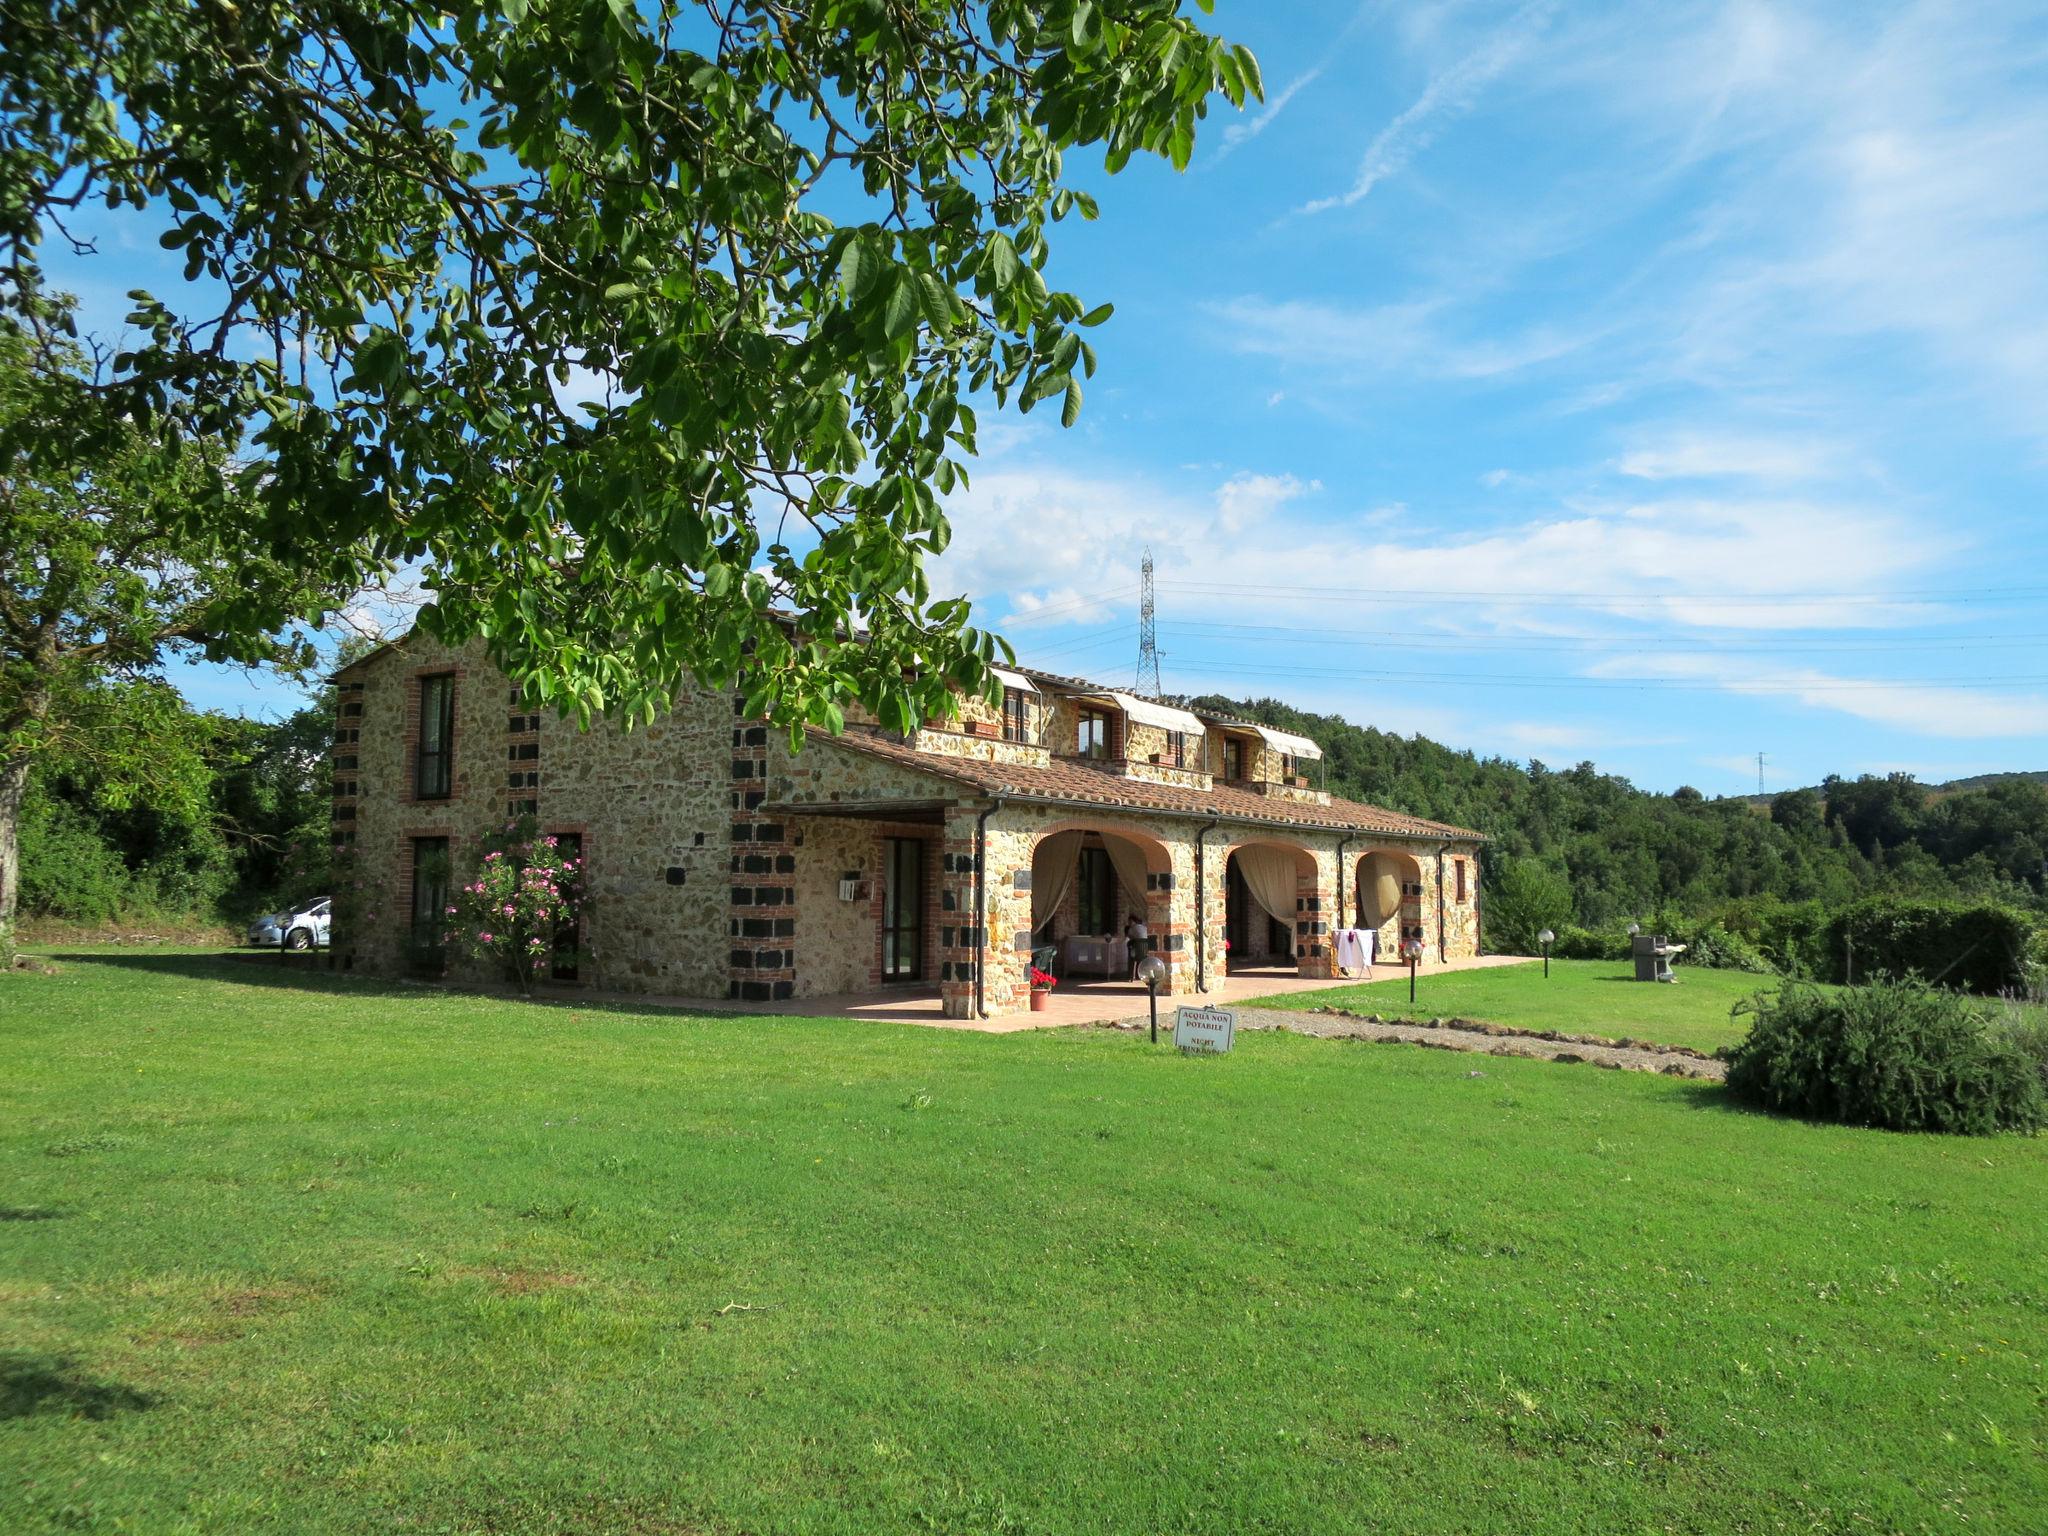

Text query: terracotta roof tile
(807, 729), (1483, 842)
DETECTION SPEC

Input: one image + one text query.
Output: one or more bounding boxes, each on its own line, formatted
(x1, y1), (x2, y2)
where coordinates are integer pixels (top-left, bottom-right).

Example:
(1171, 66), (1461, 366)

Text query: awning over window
(991, 667), (1038, 695)
(1105, 692), (1206, 738)
(1254, 724), (1322, 761)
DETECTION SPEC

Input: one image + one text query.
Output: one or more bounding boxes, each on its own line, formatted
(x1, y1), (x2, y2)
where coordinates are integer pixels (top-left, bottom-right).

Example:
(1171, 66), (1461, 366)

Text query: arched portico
(1223, 839), (1320, 975)
(1023, 821), (1180, 1002)
(1354, 848), (1425, 960)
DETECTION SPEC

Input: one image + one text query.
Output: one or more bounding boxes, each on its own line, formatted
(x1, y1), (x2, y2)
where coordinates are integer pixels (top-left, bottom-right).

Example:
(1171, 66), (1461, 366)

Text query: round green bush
(1724, 981), (2046, 1135)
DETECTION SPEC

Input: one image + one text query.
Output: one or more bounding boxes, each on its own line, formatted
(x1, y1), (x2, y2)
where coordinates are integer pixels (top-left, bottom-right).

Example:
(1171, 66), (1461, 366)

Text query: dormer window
(1002, 688), (1031, 743)
(1222, 737), (1245, 781)
(1077, 707), (1113, 760)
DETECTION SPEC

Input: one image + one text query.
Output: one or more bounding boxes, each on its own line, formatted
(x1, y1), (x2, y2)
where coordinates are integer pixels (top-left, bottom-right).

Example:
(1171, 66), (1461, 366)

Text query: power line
(1159, 619), (2048, 656)
(1172, 659), (2048, 693)
(1157, 579), (2048, 611)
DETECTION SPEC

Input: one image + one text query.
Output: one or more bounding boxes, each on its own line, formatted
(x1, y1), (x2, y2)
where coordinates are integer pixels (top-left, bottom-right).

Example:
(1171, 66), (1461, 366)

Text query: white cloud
(1213, 471), (1318, 534)
(1216, 66), (1325, 158)
(1302, 0), (1557, 213)
(1207, 294), (1599, 381)
(1590, 653), (2048, 739)
(1616, 431), (1847, 482)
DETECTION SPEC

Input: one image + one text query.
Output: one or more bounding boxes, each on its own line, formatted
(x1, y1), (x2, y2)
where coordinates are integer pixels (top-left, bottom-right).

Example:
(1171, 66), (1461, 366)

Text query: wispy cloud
(1206, 294), (1600, 381)
(1216, 66), (1325, 159)
(1302, 0), (1557, 213)
(1592, 653), (2048, 739)
(1616, 431), (1850, 482)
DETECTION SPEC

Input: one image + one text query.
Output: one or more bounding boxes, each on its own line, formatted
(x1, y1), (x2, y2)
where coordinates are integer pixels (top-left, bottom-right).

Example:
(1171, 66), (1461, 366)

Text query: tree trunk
(0, 752), (26, 937)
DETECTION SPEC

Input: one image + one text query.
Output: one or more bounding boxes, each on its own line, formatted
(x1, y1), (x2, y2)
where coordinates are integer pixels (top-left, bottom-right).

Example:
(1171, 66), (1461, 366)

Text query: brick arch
(1025, 820), (1181, 986)
(1354, 847), (1426, 953)
(1221, 837), (1323, 973)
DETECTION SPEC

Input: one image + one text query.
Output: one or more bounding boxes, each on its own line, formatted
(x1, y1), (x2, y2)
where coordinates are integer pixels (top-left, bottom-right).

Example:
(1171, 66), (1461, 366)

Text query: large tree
(0, 304), (360, 933)
(1, 0), (1257, 735)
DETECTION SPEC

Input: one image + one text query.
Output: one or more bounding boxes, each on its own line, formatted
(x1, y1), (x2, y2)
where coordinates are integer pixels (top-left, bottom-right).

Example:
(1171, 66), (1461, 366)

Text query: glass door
(881, 837), (924, 981)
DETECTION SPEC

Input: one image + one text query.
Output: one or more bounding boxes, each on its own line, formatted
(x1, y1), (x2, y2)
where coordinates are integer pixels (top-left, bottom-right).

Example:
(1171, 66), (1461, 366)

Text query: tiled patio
(687, 952), (1536, 1033)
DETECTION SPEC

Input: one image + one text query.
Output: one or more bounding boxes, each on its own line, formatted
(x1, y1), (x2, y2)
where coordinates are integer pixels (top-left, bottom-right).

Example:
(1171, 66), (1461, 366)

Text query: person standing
(1124, 911), (1151, 979)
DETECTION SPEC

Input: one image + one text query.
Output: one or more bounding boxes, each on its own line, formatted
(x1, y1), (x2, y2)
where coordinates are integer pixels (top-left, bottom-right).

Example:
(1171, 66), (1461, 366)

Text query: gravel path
(1114, 1006), (1727, 1080)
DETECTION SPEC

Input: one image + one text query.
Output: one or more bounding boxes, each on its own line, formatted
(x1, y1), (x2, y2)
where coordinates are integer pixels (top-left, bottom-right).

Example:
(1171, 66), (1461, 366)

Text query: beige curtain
(1100, 834), (1152, 916)
(1031, 832), (1085, 930)
(1233, 843), (1303, 929)
(1357, 853), (1403, 928)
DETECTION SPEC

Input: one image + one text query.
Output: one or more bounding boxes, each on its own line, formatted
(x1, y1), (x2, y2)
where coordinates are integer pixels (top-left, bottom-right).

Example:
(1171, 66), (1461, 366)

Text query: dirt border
(1103, 1005), (1729, 1080)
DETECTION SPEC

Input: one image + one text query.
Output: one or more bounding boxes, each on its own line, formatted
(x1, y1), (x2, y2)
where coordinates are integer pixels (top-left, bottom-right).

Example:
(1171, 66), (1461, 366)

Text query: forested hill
(1188, 694), (2048, 928)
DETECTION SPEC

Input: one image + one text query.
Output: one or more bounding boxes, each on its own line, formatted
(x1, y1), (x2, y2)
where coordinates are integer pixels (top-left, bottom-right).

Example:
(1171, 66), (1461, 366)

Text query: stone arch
(1222, 838), (1320, 974)
(1026, 820), (1178, 985)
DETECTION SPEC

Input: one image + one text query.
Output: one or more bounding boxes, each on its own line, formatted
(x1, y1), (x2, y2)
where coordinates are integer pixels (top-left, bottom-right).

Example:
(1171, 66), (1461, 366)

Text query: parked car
(247, 898), (331, 950)
(245, 910), (289, 947)
(282, 899), (332, 950)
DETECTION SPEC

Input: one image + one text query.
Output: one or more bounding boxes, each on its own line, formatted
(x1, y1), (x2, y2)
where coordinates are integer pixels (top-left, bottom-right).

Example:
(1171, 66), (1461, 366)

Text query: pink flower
(479, 931), (494, 943)
(444, 905), (456, 916)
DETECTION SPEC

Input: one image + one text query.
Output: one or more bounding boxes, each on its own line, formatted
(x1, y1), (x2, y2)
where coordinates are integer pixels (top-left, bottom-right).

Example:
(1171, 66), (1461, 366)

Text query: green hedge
(1818, 899), (2038, 995)
(1725, 981), (2045, 1135)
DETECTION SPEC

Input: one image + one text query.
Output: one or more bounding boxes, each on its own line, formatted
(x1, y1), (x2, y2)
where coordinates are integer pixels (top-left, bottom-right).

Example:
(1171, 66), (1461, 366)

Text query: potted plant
(1028, 966), (1058, 1011)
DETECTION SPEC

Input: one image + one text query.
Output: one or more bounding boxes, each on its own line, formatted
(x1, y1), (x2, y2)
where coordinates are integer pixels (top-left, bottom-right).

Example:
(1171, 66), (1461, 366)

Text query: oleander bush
(1725, 980), (2046, 1135)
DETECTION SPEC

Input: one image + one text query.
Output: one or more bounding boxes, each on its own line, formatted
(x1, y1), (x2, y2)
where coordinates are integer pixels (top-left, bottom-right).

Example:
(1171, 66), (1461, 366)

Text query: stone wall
(910, 727), (1051, 768)
(337, 636), (737, 995)
(336, 633), (1482, 1013)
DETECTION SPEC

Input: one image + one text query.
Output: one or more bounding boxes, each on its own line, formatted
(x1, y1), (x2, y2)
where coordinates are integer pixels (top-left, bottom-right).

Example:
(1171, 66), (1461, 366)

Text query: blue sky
(105, 0), (2048, 793)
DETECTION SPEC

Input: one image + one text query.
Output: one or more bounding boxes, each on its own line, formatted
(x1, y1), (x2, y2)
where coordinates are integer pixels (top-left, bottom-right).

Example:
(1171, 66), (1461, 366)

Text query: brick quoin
(727, 702), (796, 1002)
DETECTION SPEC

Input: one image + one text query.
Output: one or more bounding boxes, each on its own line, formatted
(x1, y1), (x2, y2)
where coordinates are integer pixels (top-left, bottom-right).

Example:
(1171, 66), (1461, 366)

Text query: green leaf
(1020, 370), (1070, 411)
(881, 270), (920, 340)
(1061, 377), (1082, 429)
(1078, 302), (1113, 327)
(838, 239), (867, 299)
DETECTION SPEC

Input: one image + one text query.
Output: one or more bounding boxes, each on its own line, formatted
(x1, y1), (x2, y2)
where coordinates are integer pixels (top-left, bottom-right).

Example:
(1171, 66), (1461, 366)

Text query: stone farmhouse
(330, 631), (1486, 1019)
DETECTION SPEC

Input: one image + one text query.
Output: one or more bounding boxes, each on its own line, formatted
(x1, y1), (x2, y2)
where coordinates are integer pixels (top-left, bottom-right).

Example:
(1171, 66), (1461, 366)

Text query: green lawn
(1259, 958), (1789, 1053)
(5, 950), (2045, 1534)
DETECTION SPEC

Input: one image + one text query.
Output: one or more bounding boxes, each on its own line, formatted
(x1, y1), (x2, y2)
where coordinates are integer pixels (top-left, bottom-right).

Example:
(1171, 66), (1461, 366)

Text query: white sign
(1173, 1005), (1237, 1055)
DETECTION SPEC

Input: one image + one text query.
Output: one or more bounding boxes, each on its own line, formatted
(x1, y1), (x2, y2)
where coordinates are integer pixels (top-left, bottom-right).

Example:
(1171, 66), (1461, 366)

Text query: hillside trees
(2, 0), (1257, 738)
(0, 303), (361, 935)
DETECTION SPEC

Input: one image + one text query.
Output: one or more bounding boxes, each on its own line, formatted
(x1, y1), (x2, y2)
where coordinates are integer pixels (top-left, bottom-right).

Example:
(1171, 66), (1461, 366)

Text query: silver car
(282, 899), (332, 950)
(247, 898), (331, 950)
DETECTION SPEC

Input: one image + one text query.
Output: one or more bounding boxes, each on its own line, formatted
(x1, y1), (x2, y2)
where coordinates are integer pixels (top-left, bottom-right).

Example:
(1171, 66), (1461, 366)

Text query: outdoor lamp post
(1627, 921), (1641, 937)
(1137, 952), (1168, 1045)
(1402, 936), (1423, 1004)
(1538, 928), (1554, 979)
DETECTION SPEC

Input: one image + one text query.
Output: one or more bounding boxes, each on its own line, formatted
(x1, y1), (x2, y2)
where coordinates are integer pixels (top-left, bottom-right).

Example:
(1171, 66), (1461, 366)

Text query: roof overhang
(1089, 691), (1206, 737)
(991, 666), (1038, 695)
(1254, 725), (1322, 761)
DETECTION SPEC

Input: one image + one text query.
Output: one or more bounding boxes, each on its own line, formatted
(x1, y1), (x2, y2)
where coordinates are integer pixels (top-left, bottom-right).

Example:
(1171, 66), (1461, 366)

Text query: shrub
(1821, 898), (2036, 995)
(17, 794), (135, 920)
(1738, 899), (1831, 978)
(1548, 923), (1624, 961)
(1724, 980), (2046, 1135)
(1481, 857), (1573, 954)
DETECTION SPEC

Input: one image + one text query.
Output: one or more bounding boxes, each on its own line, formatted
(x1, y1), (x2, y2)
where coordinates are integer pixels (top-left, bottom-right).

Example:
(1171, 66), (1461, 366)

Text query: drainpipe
(1473, 850), (1485, 956)
(1335, 831), (1358, 931)
(973, 793), (1005, 1018)
(1194, 815), (1220, 992)
(1435, 846), (1447, 963)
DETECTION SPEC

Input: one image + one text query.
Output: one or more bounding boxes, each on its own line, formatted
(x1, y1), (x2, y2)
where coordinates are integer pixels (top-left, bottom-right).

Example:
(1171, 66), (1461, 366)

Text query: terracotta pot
(1029, 988), (1050, 1011)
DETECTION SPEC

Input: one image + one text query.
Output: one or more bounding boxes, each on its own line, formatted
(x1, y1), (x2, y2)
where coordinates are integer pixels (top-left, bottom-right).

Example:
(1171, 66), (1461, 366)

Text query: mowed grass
(1260, 958), (1790, 1053)
(4, 951), (2045, 1535)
